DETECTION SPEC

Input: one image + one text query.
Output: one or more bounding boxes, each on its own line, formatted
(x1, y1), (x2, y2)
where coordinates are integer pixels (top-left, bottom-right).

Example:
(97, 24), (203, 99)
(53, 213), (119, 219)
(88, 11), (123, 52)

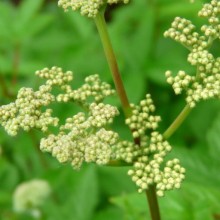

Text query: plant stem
(163, 104), (191, 139)
(146, 185), (161, 220)
(94, 11), (161, 220)
(94, 12), (132, 118)
(12, 43), (20, 85)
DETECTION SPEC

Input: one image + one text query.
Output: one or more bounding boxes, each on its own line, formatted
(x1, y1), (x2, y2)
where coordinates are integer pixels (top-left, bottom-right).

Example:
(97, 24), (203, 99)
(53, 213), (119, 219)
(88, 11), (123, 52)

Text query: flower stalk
(94, 11), (161, 220)
(163, 104), (192, 139)
(94, 12), (132, 118)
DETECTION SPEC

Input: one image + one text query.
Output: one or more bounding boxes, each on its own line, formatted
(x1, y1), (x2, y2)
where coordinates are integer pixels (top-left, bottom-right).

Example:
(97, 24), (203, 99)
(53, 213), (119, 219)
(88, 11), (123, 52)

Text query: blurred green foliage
(0, 0), (220, 219)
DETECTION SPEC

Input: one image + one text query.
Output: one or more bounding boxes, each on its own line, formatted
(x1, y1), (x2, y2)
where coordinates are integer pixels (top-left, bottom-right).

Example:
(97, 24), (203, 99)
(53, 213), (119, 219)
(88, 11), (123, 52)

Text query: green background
(0, 0), (220, 219)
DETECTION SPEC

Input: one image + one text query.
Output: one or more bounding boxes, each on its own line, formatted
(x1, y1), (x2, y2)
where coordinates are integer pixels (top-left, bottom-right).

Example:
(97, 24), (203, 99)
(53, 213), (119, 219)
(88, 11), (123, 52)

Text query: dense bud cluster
(164, 0), (220, 108)
(112, 137), (148, 163)
(36, 66), (73, 86)
(127, 132), (185, 196)
(199, 0), (220, 38)
(40, 103), (119, 169)
(0, 67), (121, 169)
(57, 74), (115, 104)
(58, 0), (129, 17)
(125, 94), (161, 138)
(13, 179), (51, 217)
(113, 95), (185, 196)
(0, 86), (58, 136)
(164, 17), (207, 49)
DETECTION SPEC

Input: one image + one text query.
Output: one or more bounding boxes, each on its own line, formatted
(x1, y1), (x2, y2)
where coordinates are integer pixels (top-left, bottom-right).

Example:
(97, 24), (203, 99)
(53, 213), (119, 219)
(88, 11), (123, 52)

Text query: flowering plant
(0, 0), (220, 219)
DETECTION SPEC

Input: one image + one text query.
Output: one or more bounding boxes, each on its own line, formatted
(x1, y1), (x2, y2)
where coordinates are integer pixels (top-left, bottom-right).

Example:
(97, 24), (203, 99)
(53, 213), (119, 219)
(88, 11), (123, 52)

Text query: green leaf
(24, 14), (54, 39)
(44, 166), (99, 220)
(207, 112), (220, 160)
(92, 206), (123, 220)
(111, 183), (216, 220)
(97, 166), (136, 196)
(160, 1), (203, 19)
(0, 2), (14, 41)
(14, 0), (44, 39)
(0, 158), (19, 191)
(111, 193), (150, 220)
(188, 101), (220, 141)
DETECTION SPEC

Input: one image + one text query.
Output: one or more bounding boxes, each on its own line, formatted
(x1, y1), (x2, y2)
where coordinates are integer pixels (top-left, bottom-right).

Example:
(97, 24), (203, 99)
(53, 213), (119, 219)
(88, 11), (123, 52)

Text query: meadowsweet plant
(0, 0), (220, 219)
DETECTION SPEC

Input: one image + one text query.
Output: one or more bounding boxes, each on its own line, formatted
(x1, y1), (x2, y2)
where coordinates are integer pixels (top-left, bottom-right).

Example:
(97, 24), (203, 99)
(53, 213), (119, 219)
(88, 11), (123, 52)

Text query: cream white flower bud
(58, 0), (129, 18)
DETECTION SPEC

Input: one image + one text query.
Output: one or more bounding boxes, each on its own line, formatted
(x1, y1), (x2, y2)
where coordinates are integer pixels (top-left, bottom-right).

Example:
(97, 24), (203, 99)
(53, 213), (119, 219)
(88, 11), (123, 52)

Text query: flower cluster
(112, 137), (148, 163)
(0, 67), (116, 136)
(0, 86), (58, 136)
(164, 0), (220, 108)
(56, 74), (115, 104)
(58, 0), (129, 17)
(40, 103), (119, 169)
(125, 94), (161, 138)
(36, 66), (73, 86)
(0, 67), (121, 169)
(127, 132), (185, 196)
(199, 0), (220, 38)
(13, 179), (51, 218)
(113, 95), (185, 196)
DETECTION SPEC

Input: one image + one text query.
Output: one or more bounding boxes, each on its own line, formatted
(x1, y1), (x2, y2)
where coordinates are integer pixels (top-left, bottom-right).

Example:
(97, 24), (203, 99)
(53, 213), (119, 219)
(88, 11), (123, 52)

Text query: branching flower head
(164, 0), (220, 108)
(58, 0), (129, 17)
(113, 95), (185, 196)
(0, 66), (121, 169)
(40, 103), (119, 169)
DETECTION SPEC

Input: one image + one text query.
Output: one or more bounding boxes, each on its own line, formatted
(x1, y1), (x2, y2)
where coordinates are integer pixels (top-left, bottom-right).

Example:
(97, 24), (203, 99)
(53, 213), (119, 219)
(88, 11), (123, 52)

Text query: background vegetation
(0, 0), (220, 219)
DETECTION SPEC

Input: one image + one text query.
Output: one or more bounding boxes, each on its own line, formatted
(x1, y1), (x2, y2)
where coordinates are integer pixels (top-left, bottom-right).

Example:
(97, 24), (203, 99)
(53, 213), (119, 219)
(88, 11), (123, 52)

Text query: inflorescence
(6, 0), (215, 198)
(113, 95), (185, 196)
(164, 0), (220, 108)
(58, 0), (129, 18)
(13, 179), (51, 218)
(0, 67), (119, 169)
(0, 66), (185, 196)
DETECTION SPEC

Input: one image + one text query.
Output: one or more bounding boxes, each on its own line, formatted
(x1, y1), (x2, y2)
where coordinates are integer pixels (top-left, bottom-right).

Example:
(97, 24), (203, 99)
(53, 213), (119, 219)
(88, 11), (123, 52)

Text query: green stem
(94, 11), (161, 220)
(12, 43), (20, 85)
(146, 185), (161, 220)
(94, 12), (132, 118)
(163, 104), (191, 139)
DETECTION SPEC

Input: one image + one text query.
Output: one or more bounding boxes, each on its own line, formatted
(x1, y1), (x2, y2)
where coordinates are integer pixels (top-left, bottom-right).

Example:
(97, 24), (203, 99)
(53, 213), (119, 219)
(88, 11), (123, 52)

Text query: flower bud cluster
(0, 86), (58, 136)
(35, 66), (73, 86)
(127, 132), (185, 196)
(112, 137), (148, 163)
(57, 74), (115, 104)
(164, 17), (207, 49)
(166, 64), (220, 108)
(125, 94), (161, 138)
(13, 179), (51, 217)
(165, 70), (195, 95)
(164, 1), (220, 108)
(1, 66), (120, 169)
(88, 103), (119, 127)
(199, 0), (220, 38)
(58, 0), (129, 18)
(40, 102), (119, 169)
